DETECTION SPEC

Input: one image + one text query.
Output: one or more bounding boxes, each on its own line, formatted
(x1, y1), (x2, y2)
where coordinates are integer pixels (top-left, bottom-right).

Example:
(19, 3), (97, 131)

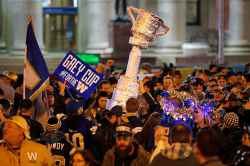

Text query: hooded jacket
(0, 139), (53, 166)
(149, 143), (198, 166)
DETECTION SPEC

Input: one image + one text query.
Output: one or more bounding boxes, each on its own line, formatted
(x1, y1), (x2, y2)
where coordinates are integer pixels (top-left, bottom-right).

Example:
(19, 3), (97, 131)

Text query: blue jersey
(41, 130), (72, 166)
(61, 115), (93, 150)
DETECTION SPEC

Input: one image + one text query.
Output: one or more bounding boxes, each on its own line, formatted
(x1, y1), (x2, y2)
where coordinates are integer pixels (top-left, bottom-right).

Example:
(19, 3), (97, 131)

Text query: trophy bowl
(127, 7), (169, 48)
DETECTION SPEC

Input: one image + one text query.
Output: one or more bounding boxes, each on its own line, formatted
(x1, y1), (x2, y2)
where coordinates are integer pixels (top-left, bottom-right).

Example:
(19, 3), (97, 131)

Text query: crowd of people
(0, 59), (250, 166)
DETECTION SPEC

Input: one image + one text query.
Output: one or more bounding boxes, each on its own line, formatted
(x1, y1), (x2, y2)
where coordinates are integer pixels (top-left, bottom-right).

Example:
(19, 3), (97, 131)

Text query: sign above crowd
(54, 51), (103, 99)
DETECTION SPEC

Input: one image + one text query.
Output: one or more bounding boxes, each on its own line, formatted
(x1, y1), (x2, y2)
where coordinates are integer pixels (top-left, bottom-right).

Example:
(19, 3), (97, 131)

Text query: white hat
(8, 116), (31, 139)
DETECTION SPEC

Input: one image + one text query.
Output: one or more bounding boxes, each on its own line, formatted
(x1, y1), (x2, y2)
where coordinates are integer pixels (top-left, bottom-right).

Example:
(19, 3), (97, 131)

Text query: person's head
(108, 77), (118, 90)
(126, 97), (139, 113)
(106, 105), (123, 125)
(96, 91), (109, 110)
(45, 85), (55, 107)
(207, 78), (218, 92)
(193, 128), (222, 164)
(46, 116), (61, 131)
(19, 99), (34, 117)
(227, 72), (237, 85)
(71, 150), (90, 166)
(219, 67), (229, 76)
(154, 79), (163, 91)
(115, 124), (133, 151)
(2, 116), (30, 148)
(95, 63), (105, 74)
(169, 123), (192, 144)
(173, 70), (182, 86)
(196, 70), (209, 83)
(192, 78), (205, 93)
(0, 71), (17, 86)
(98, 80), (112, 95)
(0, 88), (4, 99)
(209, 64), (218, 74)
(163, 75), (174, 90)
(143, 81), (154, 93)
(212, 89), (224, 102)
(217, 75), (227, 88)
(66, 101), (84, 116)
(106, 59), (114, 68)
(0, 99), (11, 117)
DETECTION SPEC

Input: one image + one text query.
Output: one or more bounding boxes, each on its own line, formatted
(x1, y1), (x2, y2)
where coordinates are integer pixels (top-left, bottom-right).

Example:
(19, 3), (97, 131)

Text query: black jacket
(93, 117), (116, 163)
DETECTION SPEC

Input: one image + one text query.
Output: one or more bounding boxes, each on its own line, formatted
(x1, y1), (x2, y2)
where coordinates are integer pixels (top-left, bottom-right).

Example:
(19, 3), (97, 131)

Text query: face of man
(218, 77), (226, 88)
(116, 134), (132, 151)
(3, 121), (25, 148)
(100, 83), (112, 95)
(98, 96), (108, 109)
(163, 77), (174, 90)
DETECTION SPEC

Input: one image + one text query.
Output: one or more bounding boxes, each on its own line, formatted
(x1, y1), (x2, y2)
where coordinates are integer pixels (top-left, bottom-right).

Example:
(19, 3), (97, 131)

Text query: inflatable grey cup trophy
(106, 6), (169, 110)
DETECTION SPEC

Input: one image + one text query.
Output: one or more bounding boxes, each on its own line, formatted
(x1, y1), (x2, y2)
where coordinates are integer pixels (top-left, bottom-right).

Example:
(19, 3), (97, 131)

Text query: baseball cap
(116, 123), (132, 137)
(1, 71), (18, 81)
(47, 117), (61, 131)
(8, 115), (31, 139)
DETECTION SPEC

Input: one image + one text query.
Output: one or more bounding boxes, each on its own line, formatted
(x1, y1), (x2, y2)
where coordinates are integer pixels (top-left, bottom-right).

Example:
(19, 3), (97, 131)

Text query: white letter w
(27, 152), (38, 161)
(76, 81), (88, 93)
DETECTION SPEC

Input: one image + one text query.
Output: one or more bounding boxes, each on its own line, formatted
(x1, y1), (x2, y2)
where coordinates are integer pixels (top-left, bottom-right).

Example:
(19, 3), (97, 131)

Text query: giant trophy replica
(107, 6), (169, 110)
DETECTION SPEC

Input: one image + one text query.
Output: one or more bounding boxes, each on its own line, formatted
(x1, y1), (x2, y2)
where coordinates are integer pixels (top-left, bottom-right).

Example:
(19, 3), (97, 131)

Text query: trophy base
(106, 75), (139, 110)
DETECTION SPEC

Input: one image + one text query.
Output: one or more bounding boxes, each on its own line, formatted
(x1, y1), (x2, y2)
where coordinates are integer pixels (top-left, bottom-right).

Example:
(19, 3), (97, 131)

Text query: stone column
(225, 0), (250, 54)
(154, 0), (186, 54)
(78, 0), (112, 54)
(7, 0), (44, 55)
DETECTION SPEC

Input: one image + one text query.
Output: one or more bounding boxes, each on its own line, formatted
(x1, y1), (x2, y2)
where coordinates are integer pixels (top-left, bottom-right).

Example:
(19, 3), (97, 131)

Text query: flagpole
(23, 47), (27, 99)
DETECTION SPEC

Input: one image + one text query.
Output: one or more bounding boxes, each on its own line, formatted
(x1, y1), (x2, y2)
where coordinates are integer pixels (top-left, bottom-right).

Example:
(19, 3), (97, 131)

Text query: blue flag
(54, 51), (103, 100)
(24, 22), (49, 100)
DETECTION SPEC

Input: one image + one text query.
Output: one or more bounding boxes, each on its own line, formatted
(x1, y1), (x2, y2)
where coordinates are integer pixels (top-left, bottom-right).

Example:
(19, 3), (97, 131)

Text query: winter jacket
(93, 117), (116, 163)
(0, 139), (53, 166)
(149, 143), (198, 166)
(102, 142), (150, 166)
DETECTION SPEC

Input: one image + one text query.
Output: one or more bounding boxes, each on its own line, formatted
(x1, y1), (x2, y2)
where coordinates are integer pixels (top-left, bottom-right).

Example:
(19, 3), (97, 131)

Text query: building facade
(0, 0), (250, 69)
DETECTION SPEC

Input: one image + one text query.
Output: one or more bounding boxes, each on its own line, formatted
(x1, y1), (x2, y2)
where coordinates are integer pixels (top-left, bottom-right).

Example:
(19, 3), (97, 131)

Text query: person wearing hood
(149, 123), (198, 166)
(0, 116), (53, 166)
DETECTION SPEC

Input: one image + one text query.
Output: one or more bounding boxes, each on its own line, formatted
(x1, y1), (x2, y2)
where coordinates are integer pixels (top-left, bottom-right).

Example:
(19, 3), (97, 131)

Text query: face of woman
(72, 152), (88, 166)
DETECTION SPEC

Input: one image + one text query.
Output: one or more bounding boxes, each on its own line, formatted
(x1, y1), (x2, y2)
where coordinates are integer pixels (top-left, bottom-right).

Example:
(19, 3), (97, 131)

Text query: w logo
(76, 81), (88, 93)
(27, 152), (38, 161)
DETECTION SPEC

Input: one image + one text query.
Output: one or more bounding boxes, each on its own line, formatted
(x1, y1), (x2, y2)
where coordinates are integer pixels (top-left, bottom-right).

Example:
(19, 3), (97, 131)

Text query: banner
(54, 51), (103, 99)
(24, 21), (49, 100)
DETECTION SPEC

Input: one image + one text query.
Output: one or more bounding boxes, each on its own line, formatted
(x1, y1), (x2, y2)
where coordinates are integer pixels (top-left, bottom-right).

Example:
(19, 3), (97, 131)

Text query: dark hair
(196, 128), (222, 157)
(98, 80), (110, 90)
(174, 70), (182, 77)
(170, 124), (191, 143)
(126, 97), (139, 113)
(108, 77), (118, 85)
(0, 88), (4, 96)
(0, 99), (10, 111)
(19, 99), (33, 111)
(70, 150), (92, 165)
